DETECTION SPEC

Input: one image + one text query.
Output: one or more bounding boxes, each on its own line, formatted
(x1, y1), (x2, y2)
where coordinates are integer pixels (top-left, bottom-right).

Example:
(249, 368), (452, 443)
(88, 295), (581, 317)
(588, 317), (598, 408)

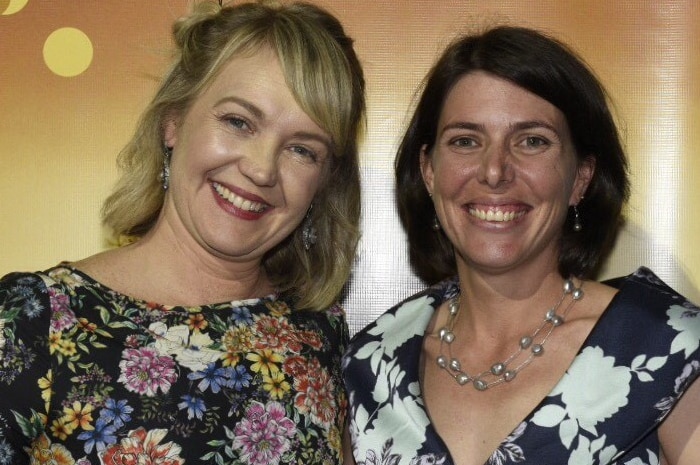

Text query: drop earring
(302, 204), (317, 250)
(432, 215), (441, 231)
(573, 205), (582, 232)
(160, 145), (172, 190)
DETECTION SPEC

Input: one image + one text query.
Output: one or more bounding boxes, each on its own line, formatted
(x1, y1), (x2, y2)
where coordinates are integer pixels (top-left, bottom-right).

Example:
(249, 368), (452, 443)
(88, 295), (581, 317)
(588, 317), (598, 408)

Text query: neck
(120, 223), (274, 306)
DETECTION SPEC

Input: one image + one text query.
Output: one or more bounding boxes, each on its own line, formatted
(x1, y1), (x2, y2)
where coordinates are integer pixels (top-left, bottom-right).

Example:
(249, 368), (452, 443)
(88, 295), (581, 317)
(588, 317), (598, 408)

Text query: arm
(0, 272), (53, 463)
(659, 375), (700, 465)
(343, 422), (356, 465)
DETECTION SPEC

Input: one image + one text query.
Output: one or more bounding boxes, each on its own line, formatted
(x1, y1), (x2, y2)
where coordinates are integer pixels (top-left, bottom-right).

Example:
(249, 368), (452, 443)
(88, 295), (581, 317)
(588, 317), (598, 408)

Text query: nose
(239, 142), (279, 187)
(476, 143), (514, 188)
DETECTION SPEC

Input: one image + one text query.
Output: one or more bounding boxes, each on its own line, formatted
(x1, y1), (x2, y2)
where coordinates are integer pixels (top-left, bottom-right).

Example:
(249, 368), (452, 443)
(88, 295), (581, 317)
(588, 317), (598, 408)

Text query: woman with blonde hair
(0, 1), (365, 463)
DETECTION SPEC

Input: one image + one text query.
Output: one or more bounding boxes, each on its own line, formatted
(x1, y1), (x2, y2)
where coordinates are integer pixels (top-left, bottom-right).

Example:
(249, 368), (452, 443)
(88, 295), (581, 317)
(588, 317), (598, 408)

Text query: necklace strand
(436, 279), (584, 391)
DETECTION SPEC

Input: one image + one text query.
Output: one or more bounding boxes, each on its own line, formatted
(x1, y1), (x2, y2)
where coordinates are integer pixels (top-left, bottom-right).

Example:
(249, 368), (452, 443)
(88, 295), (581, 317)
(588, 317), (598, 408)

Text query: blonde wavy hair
(102, 0), (365, 311)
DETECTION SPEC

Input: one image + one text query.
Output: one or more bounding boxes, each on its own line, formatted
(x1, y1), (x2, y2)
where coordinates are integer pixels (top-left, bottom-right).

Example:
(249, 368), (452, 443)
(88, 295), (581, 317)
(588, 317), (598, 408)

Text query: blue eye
(290, 145), (317, 162)
(228, 116), (249, 130)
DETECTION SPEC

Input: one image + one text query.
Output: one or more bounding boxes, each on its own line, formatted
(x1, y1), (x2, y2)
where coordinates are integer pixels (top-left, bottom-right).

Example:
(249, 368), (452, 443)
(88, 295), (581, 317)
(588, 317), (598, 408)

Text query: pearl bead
(532, 344), (544, 356)
(436, 355), (447, 368)
(443, 331), (455, 344)
(449, 358), (461, 371)
(456, 373), (470, 385)
(473, 379), (488, 391)
(545, 309), (555, 320)
(520, 336), (533, 349)
(551, 315), (564, 326)
(573, 288), (584, 300)
(449, 300), (459, 315)
(564, 279), (574, 293)
(504, 370), (517, 381)
(491, 363), (505, 375)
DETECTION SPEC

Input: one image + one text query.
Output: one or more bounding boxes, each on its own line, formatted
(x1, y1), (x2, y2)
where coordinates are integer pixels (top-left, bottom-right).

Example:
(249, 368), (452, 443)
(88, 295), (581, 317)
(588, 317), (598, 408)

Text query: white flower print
(534, 346), (631, 448)
(150, 323), (220, 371)
(667, 304), (700, 358)
(354, 297), (435, 372)
(353, 391), (432, 465)
(567, 435), (617, 465)
(622, 449), (659, 465)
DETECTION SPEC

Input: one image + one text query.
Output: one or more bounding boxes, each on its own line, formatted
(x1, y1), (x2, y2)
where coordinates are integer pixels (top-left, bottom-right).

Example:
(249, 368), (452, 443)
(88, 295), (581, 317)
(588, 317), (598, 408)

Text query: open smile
(467, 206), (527, 222)
(212, 182), (269, 213)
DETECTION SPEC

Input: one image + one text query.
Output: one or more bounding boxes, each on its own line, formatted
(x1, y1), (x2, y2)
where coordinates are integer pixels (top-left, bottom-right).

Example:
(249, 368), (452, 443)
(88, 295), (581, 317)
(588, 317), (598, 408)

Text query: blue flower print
(99, 398), (133, 428)
(188, 363), (236, 393)
(231, 306), (254, 326)
(229, 364), (253, 391)
(77, 417), (117, 454)
(0, 439), (15, 465)
(178, 394), (206, 420)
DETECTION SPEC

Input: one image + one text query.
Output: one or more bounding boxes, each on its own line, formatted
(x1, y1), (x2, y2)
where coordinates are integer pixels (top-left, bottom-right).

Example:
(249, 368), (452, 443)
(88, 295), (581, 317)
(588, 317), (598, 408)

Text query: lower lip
(211, 184), (267, 221)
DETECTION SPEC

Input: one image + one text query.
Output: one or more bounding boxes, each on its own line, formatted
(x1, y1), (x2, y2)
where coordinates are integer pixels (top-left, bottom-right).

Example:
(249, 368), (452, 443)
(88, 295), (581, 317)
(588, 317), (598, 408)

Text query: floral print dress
(343, 267), (700, 465)
(0, 265), (349, 465)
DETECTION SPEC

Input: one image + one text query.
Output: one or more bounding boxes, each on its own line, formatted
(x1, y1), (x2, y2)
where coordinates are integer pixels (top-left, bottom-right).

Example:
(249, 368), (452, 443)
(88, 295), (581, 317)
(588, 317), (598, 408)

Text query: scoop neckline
(51, 263), (280, 310)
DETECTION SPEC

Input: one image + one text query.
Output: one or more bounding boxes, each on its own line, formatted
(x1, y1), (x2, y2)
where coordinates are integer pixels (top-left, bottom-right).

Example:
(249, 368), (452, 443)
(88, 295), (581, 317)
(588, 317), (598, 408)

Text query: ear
(570, 155), (595, 205)
(163, 114), (179, 148)
(419, 144), (434, 195)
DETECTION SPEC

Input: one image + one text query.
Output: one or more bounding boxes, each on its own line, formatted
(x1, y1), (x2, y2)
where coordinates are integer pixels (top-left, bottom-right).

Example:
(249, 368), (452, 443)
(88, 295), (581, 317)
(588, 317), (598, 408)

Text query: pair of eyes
(223, 115), (325, 163)
(448, 135), (551, 150)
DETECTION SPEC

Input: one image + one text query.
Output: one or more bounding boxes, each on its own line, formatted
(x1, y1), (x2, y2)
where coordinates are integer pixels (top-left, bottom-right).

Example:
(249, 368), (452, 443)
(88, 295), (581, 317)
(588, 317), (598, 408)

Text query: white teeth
(469, 208), (523, 222)
(212, 182), (267, 213)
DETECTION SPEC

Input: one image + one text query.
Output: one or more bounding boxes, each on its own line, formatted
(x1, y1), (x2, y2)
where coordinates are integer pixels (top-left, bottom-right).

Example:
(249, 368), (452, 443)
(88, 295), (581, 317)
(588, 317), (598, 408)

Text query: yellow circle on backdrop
(43, 27), (93, 77)
(1, 0), (29, 15)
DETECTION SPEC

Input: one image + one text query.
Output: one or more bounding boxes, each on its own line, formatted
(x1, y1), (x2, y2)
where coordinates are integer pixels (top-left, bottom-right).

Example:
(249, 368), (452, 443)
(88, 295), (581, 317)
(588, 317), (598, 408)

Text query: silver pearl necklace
(436, 279), (584, 391)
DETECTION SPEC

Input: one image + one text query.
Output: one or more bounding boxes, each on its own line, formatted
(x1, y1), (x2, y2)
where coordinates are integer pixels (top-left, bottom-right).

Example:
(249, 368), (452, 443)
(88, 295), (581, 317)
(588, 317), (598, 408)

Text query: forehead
(440, 71), (567, 129)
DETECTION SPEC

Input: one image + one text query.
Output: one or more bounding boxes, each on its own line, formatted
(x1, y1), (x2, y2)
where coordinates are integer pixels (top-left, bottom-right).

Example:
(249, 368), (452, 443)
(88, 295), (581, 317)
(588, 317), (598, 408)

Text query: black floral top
(343, 268), (700, 465)
(0, 265), (349, 465)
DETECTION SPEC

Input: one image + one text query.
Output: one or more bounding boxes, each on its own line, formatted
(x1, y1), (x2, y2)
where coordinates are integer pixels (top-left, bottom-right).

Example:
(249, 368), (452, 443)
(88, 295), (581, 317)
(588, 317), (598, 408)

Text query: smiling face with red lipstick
(420, 71), (594, 276)
(162, 48), (331, 262)
(162, 46), (330, 264)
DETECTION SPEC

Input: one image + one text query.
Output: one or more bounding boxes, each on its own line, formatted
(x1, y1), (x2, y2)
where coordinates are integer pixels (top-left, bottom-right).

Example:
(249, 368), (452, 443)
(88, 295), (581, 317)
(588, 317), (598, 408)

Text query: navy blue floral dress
(0, 265), (349, 465)
(343, 268), (700, 465)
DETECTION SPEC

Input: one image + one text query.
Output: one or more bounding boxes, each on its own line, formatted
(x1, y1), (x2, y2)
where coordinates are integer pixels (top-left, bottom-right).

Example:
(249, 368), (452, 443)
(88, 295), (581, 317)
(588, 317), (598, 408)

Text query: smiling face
(421, 71), (593, 276)
(161, 46), (330, 264)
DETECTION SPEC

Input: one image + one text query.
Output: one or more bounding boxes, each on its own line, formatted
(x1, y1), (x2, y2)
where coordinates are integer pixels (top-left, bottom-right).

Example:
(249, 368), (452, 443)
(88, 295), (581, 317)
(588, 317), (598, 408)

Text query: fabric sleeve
(0, 272), (54, 463)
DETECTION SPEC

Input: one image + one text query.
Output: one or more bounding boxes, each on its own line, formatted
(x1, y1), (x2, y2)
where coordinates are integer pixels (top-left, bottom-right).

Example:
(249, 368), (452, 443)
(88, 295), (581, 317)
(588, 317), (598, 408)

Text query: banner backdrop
(1, 0), (698, 335)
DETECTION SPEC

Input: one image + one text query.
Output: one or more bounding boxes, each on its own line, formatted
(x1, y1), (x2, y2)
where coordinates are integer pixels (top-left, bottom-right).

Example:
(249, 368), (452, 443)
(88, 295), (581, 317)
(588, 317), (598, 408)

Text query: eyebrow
(440, 120), (559, 135)
(215, 96), (333, 148)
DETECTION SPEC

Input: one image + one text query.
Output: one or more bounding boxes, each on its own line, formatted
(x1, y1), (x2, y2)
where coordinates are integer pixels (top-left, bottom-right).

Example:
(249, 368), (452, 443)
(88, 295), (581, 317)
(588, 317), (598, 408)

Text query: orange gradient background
(1, 1), (698, 334)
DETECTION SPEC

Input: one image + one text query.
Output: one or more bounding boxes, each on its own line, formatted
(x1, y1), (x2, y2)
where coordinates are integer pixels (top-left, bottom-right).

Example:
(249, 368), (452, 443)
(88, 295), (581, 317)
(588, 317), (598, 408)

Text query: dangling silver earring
(432, 215), (441, 231)
(573, 205), (582, 232)
(160, 145), (172, 190)
(302, 204), (317, 250)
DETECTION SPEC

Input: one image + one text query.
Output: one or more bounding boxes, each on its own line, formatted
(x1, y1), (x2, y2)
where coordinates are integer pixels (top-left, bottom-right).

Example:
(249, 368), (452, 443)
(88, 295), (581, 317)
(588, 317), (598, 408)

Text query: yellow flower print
(48, 332), (61, 355)
(57, 339), (77, 357)
(221, 351), (241, 367)
(38, 369), (53, 413)
(246, 349), (283, 376)
(262, 371), (291, 400)
(76, 317), (97, 332)
(62, 401), (94, 431)
(222, 326), (254, 352)
(265, 300), (291, 317)
(30, 432), (75, 464)
(50, 417), (73, 440)
(188, 313), (208, 332)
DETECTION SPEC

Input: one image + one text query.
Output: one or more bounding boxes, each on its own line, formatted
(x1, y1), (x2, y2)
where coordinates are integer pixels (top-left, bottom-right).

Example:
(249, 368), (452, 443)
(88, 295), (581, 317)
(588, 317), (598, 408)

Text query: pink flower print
(118, 347), (178, 396)
(100, 427), (184, 465)
(233, 401), (296, 465)
(48, 288), (77, 332)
